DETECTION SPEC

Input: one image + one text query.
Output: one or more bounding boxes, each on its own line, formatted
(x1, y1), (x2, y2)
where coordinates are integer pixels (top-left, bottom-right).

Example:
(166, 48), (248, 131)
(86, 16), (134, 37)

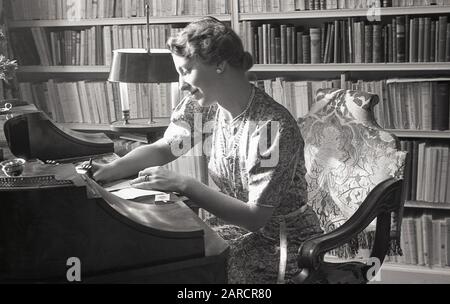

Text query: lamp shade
(108, 48), (179, 83)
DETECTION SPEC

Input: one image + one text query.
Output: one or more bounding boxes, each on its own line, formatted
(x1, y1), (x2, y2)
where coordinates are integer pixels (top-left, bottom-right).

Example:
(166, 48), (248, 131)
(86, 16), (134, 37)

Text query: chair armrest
(298, 178), (402, 270)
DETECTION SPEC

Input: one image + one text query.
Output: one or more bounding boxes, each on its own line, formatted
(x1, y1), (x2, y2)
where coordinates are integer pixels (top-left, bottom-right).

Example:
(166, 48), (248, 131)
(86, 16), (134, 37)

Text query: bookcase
(5, 0), (450, 283)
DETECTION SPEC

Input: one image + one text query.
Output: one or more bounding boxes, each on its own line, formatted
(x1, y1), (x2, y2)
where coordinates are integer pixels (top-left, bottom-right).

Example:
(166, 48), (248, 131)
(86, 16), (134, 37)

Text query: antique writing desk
(0, 111), (228, 283)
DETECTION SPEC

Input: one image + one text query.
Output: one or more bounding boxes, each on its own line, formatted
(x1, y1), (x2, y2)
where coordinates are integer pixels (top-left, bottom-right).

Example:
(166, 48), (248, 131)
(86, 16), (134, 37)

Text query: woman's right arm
(94, 138), (178, 182)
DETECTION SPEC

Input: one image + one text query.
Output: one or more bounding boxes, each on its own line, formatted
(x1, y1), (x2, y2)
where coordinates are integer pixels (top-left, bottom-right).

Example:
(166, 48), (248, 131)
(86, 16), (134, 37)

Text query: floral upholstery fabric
(299, 89), (406, 251)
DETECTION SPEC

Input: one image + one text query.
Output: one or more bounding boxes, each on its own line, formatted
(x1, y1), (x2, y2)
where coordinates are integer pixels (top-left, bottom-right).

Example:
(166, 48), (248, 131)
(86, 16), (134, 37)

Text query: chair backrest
(299, 88), (406, 257)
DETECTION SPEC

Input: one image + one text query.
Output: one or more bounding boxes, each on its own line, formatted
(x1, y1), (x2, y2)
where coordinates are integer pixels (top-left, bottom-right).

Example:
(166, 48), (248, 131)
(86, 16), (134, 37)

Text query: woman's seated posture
(88, 17), (322, 283)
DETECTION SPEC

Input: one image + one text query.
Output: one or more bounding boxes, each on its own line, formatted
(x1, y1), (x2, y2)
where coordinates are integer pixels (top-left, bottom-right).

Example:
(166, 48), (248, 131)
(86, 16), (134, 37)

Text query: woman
(90, 17), (322, 284)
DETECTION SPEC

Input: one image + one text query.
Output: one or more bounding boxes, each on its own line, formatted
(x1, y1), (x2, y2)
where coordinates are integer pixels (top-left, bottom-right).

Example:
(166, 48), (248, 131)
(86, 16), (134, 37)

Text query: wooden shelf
(17, 63), (450, 75)
(376, 263), (450, 284)
(16, 66), (112, 82)
(60, 118), (170, 133)
(388, 130), (450, 139)
(60, 123), (112, 132)
(110, 118), (170, 133)
(247, 63), (450, 79)
(240, 6), (450, 21)
(404, 201), (450, 210)
(250, 63), (450, 72)
(9, 14), (232, 28)
(18, 66), (111, 74)
(383, 263), (450, 274)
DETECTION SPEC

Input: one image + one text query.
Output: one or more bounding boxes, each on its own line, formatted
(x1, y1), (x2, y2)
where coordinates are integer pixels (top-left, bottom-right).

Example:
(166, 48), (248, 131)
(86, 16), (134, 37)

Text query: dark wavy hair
(167, 16), (254, 71)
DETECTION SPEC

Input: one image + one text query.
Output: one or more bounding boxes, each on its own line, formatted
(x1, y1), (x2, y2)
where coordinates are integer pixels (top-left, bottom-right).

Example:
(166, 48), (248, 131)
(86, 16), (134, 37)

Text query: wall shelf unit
(8, 14), (232, 28)
(240, 6), (450, 21)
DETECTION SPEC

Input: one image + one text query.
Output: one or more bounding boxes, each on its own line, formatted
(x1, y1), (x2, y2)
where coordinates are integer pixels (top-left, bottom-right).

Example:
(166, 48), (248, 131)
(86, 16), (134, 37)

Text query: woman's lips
(190, 89), (200, 98)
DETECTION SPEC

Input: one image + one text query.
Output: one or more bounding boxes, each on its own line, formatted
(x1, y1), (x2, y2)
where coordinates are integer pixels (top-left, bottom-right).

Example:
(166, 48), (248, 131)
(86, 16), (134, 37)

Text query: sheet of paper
(103, 178), (188, 201)
(111, 188), (168, 200)
(103, 179), (132, 192)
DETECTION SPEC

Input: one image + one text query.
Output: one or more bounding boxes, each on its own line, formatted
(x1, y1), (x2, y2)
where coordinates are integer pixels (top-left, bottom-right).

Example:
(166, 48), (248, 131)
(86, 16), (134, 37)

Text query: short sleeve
(163, 96), (216, 156)
(247, 120), (302, 208)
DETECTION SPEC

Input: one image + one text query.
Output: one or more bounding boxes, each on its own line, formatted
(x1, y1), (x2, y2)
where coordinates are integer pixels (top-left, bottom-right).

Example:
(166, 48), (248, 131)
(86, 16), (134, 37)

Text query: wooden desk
(0, 164), (229, 283)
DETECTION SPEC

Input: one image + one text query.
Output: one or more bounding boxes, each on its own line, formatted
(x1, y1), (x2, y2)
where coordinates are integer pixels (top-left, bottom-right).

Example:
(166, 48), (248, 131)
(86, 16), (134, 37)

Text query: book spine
(302, 34), (311, 64)
(438, 16), (447, 62)
(364, 24), (373, 63)
(310, 27), (321, 63)
(432, 82), (450, 130)
(296, 31), (303, 63)
(396, 16), (406, 62)
(373, 24), (382, 63)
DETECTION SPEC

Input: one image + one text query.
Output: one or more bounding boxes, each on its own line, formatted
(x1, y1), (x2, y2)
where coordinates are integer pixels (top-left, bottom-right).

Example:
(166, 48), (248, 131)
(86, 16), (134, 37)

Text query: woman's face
(171, 53), (221, 107)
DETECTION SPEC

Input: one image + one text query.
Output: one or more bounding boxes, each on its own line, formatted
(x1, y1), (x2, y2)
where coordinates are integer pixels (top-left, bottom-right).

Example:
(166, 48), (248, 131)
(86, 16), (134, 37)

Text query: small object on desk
(0, 102), (12, 115)
(103, 178), (187, 202)
(0, 158), (26, 177)
(76, 158), (93, 177)
(44, 160), (59, 165)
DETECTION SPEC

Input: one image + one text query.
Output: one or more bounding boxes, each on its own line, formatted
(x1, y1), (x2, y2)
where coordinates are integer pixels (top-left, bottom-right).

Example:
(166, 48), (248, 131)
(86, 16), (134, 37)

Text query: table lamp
(108, 3), (178, 126)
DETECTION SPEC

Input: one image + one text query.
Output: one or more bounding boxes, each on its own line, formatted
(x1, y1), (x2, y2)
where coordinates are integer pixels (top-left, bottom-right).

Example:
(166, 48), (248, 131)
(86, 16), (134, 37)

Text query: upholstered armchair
(296, 88), (407, 284)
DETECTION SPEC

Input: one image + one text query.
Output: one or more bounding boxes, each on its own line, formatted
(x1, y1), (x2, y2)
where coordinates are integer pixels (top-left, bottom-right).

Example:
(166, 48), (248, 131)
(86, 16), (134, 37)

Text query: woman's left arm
(182, 177), (274, 232)
(130, 167), (273, 232)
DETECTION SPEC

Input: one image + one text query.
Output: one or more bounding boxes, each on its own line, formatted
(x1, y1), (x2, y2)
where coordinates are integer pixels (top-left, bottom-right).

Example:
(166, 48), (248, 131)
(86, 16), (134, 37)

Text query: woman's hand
(79, 160), (115, 183)
(129, 167), (192, 193)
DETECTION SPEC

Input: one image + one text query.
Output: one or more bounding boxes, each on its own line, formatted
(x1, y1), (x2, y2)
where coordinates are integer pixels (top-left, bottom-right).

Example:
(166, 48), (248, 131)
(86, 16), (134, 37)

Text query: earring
(216, 68), (223, 74)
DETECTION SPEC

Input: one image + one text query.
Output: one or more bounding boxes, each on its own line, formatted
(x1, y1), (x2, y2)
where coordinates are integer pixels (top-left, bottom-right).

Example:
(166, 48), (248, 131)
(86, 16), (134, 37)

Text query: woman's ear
(216, 61), (227, 74)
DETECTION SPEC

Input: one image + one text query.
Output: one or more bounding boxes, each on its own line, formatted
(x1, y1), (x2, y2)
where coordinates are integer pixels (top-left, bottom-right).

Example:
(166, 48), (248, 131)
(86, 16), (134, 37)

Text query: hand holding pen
(80, 158), (94, 178)
(79, 158), (112, 182)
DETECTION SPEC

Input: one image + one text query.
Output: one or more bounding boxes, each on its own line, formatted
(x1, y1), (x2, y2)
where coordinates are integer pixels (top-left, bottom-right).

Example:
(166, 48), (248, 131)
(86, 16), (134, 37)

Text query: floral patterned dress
(163, 85), (323, 284)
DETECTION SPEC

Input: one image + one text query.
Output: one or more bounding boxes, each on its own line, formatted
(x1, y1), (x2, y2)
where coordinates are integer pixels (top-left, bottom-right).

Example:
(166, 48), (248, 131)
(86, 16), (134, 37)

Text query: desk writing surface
(86, 176), (204, 236)
(88, 176), (228, 257)
(91, 175), (228, 257)
(94, 176), (228, 257)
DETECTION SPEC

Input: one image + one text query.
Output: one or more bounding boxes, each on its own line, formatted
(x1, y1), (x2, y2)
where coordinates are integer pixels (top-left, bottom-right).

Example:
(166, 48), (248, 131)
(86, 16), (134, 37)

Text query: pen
(87, 158), (93, 177)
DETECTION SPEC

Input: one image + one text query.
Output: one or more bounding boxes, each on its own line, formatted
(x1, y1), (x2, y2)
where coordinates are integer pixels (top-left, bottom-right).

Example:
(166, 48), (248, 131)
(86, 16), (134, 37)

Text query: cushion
(299, 88), (406, 234)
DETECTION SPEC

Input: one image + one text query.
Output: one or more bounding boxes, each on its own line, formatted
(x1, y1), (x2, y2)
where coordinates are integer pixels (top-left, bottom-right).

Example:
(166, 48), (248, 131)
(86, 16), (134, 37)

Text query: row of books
(385, 213), (450, 268)
(252, 78), (336, 118)
(18, 81), (179, 124)
(10, 25), (182, 66)
(7, 0), (230, 21)
(401, 140), (450, 204)
(252, 77), (450, 131)
(386, 80), (450, 131)
(239, 0), (450, 13)
(0, 80), (15, 102)
(240, 15), (450, 64)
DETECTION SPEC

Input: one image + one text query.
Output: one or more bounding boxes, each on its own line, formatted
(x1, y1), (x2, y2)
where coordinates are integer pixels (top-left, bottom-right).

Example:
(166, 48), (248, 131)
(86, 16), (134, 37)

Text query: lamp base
(110, 118), (170, 134)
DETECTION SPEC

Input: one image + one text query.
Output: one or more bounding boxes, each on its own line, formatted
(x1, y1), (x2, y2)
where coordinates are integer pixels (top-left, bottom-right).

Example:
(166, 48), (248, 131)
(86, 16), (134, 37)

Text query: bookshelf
(389, 129), (450, 138)
(405, 201), (450, 210)
(5, 0), (450, 283)
(233, 0), (450, 283)
(8, 15), (232, 28)
(239, 6), (450, 21)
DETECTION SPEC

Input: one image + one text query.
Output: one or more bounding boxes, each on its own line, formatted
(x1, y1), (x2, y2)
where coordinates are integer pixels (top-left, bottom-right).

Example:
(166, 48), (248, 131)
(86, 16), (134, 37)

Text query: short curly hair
(167, 16), (253, 71)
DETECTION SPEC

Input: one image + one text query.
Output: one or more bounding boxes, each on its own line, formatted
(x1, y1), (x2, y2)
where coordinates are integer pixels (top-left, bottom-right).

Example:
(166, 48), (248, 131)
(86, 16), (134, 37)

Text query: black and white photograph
(1, 0), (450, 288)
